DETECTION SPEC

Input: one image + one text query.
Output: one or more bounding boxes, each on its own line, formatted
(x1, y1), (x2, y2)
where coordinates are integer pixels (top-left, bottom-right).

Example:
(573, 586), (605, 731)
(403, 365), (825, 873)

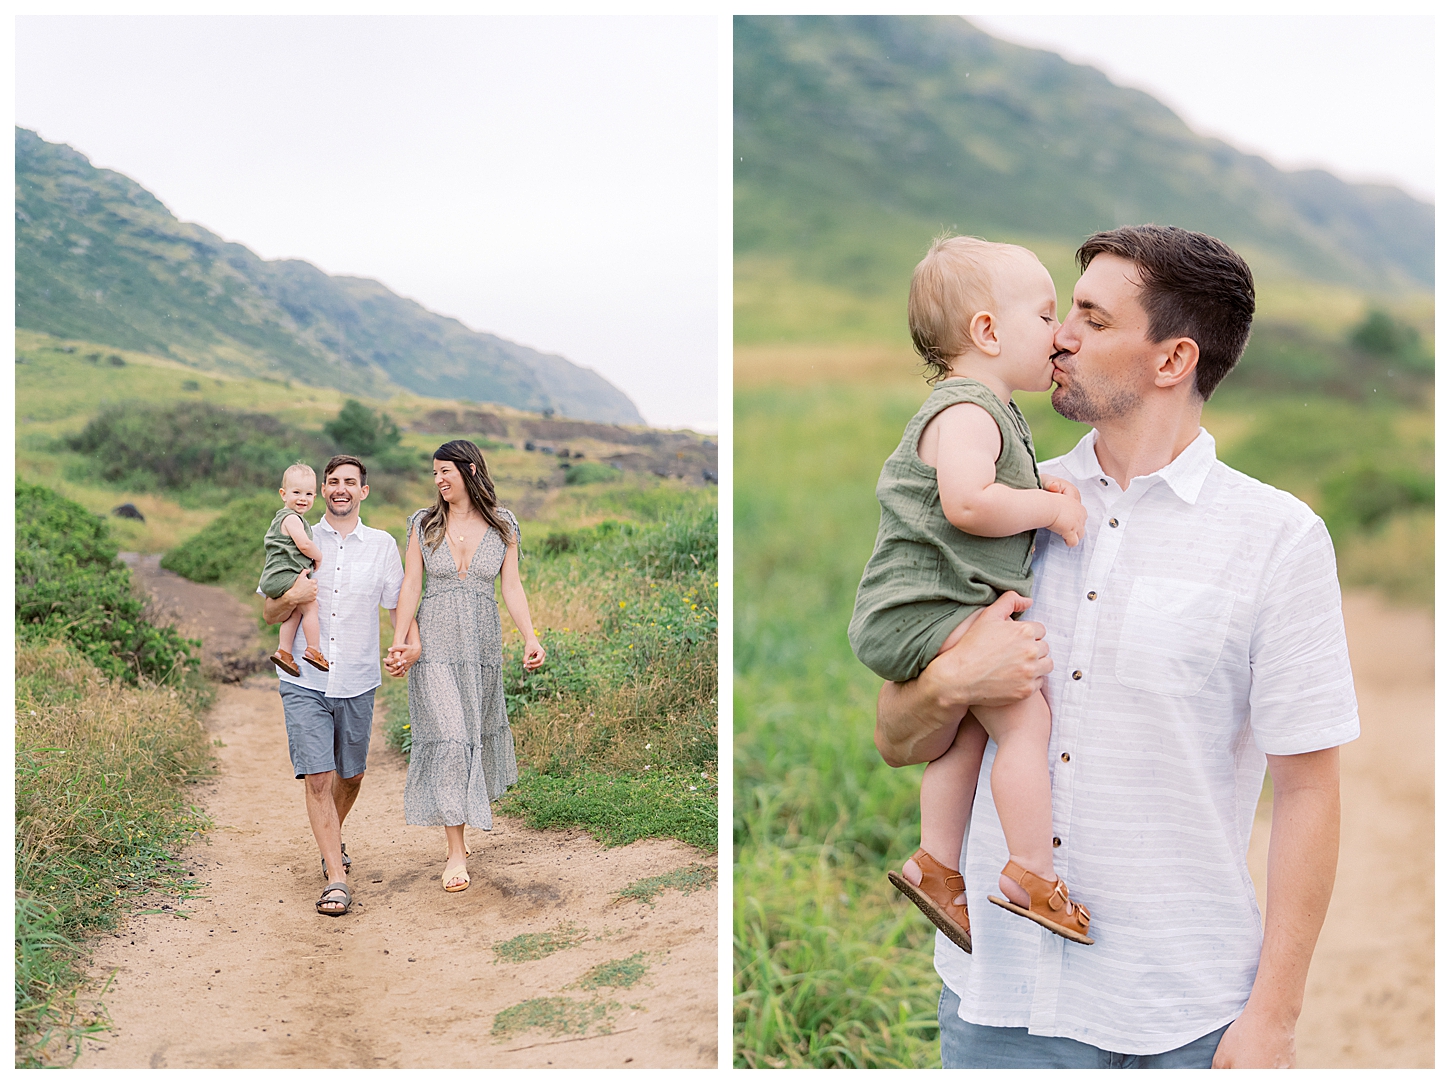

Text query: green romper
(848, 377), (1041, 683)
(259, 507), (315, 599)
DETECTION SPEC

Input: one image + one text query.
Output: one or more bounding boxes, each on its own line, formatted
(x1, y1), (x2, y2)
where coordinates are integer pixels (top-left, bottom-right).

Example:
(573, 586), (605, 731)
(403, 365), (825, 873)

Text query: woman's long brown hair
(418, 440), (514, 550)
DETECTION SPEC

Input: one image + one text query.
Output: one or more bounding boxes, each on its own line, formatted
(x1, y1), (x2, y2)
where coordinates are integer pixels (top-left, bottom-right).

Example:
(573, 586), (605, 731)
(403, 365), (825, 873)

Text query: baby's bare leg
(972, 690), (1054, 908)
(907, 715), (989, 901)
(278, 606), (303, 653)
(299, 598), (321, 651)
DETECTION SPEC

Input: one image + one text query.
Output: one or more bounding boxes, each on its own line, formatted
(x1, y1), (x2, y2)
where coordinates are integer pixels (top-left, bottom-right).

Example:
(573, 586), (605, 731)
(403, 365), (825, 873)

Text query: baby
(848, 235), (1092, 950)
(263, 463), (330, 677)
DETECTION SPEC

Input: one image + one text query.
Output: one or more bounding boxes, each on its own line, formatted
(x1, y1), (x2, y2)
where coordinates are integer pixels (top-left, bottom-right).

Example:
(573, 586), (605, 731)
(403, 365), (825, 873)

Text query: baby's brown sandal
(888, 847), (972, 953)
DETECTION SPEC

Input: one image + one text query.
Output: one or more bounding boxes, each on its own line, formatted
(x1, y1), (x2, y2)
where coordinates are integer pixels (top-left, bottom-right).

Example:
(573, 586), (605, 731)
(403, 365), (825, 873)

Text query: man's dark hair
(323, 454), (367, 486)
(1076, 225), (1255, 399)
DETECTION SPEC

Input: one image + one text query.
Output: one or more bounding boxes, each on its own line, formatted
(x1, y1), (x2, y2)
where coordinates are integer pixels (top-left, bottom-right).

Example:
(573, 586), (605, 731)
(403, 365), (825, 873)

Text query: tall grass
(733, 373), (1432, 1067)
(15, 643), (214, 1067)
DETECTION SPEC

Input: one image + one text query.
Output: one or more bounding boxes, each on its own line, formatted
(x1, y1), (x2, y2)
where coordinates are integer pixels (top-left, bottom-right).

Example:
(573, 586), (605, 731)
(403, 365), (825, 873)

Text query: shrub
(160, 493), (282, 587)
(15, 482), (198, 684)
(65, 401), (327, 499)
(324, 399), (412, 471)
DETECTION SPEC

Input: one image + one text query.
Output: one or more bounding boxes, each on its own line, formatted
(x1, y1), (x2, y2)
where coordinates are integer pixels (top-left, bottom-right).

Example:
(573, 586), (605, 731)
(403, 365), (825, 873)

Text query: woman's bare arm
(388, 524), (425, 651)
(499, 542), (545, 669)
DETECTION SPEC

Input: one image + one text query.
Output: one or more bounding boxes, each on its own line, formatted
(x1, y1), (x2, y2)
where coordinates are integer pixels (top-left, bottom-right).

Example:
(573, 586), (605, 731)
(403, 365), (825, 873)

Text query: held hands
(1041, 474), (1086, 547)
(384, 640), (420, 678)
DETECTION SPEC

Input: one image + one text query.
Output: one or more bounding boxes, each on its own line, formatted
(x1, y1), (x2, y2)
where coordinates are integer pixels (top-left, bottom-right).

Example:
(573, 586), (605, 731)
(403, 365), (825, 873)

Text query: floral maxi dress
(402, 508), (520, 829)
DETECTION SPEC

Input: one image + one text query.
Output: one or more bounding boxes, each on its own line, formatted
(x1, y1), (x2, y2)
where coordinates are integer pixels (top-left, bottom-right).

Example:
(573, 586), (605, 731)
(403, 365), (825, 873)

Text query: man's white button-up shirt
(268, 515), (404, 700)
(935, 427), (1359, 1055)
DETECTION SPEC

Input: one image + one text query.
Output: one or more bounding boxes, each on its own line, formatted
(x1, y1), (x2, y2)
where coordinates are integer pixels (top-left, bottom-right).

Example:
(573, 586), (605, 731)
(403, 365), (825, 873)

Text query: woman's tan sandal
(303, 646), (331, 671)
(442, 861), (470, 893)
(269, 649), (301, 677)
(887, 848), (972, 954)
(987, 860), (1093, 945)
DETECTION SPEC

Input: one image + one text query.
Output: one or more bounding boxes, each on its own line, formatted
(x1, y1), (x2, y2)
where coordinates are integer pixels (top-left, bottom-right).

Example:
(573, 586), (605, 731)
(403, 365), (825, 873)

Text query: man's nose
(1052, 323), (1076, 353)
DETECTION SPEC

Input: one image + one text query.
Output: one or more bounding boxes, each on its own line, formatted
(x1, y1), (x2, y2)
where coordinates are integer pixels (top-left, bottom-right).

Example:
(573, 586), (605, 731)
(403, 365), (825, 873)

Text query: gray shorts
(938, 984), (1231, 1068)
(278, 681), (375, 780)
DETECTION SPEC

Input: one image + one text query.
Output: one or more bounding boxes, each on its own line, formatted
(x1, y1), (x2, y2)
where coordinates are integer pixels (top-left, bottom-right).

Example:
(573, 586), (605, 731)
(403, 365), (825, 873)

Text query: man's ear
(1155, 337), (1199, 391)
(966, 310), (1002, 357)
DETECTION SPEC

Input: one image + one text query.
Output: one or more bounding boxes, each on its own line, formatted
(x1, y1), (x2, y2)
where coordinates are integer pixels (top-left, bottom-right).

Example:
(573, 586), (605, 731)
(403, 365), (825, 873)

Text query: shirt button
(1052, 836), (1062, 847)
(1061, 751), (1071, 762)
(1072, 670), (1083, 680)
(1108, 518), (1119, 528)
(1086, 591), (1097, 600)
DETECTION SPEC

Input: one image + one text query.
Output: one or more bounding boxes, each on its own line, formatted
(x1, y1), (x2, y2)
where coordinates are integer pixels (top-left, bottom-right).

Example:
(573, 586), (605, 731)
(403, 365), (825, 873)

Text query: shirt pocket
(1115, 576), (1235, 697)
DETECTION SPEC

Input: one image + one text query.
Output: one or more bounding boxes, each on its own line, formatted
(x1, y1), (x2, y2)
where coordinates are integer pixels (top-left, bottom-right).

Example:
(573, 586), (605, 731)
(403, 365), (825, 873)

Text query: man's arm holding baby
(929, 404), (1085, 545)
(261, 569), (318, 626)
(875, 590), (1052, 767)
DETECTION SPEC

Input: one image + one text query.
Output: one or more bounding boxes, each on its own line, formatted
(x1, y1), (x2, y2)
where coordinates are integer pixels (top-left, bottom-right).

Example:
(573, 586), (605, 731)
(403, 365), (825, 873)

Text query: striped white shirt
(935, 427), (1359, 1054)
(265, 515), (404, 700)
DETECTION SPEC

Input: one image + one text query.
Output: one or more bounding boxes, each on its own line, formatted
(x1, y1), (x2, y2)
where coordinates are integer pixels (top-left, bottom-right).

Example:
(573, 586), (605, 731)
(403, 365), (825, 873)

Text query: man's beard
(1051, 370), (1139, 424)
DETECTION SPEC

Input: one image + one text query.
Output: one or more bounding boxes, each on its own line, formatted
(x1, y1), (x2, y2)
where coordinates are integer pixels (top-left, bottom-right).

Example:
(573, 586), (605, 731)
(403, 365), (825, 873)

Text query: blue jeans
(938, 985), (1232, 1068)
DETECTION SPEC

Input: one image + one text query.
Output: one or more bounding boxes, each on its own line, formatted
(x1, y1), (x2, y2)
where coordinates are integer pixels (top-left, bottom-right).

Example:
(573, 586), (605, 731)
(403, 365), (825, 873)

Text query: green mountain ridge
(15, 127), (644, 425)
(735, 15), (1433, 339)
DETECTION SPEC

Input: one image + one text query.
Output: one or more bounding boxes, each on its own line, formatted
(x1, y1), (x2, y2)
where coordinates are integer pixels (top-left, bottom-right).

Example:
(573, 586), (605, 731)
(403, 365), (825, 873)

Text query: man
(263, 455), (408, 917)
(876, 225), (1358, 1068)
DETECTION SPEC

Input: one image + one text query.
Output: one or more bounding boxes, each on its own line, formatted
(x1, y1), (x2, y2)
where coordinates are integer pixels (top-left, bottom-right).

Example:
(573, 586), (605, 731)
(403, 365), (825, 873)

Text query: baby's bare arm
(281, 512), (323, 561)
(930, 404), (1085, 545)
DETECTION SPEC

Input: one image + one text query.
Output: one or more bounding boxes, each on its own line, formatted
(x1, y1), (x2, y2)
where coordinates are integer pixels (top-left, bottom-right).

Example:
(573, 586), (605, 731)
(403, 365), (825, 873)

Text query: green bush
(159, 493), (284, 587)
(15, 482), (198, 684)
(64, 401), (327, 499)
(323, 399), (412, 471)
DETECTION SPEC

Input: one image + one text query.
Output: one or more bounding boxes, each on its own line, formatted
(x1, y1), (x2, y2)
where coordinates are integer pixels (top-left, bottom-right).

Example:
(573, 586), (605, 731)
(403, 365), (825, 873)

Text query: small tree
(324, 399), (402, 456)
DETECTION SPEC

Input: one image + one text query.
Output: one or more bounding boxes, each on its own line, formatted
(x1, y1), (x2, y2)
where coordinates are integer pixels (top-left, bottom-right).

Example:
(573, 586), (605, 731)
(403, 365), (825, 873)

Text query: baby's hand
(1046, 487), (1086, 547)
(1041, 474), (1081, 504)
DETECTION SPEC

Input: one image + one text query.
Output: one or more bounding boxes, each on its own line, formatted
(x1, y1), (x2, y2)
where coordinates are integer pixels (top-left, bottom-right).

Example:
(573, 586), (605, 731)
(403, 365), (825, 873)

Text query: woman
(387, 439), (545, 891)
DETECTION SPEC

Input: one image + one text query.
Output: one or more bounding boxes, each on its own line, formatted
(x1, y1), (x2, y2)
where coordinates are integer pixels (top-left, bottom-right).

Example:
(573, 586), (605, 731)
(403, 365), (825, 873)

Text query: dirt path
(1246, 589), (1433, 1068)
(79, 563), (717, 1069)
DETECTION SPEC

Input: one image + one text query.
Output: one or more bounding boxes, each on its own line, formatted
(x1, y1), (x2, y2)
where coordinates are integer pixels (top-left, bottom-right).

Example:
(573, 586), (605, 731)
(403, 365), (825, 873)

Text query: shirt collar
(1059, 427), (1217, 505)
(315, 515), (364, 539)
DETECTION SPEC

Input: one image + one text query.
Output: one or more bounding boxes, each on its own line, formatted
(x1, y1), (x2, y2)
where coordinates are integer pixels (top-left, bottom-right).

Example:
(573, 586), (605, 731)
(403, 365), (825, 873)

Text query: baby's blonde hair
(281, 462), (316, 489)
(908, 235), (1035, 382)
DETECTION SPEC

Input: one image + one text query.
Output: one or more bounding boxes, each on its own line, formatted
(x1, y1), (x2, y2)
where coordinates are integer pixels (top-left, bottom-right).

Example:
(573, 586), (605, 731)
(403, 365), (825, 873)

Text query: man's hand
(261, 570), (318, 626)
(875, 591), (1050, 767)
(1211, 1006), (1296, 1068)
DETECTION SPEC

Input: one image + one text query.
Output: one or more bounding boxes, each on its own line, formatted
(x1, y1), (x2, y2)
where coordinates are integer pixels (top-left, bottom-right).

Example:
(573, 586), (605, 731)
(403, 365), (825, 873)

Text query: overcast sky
(964, 7), (1434, 202)
(16, 15), (719, 432)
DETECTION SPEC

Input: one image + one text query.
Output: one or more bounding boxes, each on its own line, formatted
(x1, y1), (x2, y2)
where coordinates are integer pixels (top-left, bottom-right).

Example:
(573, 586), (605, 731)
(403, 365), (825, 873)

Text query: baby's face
(992, 256), (1061, 393)
(282, 477), (316, 513)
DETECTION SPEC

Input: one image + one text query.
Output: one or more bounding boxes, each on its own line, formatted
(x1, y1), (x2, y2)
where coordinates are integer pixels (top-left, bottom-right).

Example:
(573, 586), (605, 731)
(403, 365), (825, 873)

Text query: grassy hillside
(734, 15), (1434, 346)
(16, 328), (714, 562)
(15, 127), (643, 425)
